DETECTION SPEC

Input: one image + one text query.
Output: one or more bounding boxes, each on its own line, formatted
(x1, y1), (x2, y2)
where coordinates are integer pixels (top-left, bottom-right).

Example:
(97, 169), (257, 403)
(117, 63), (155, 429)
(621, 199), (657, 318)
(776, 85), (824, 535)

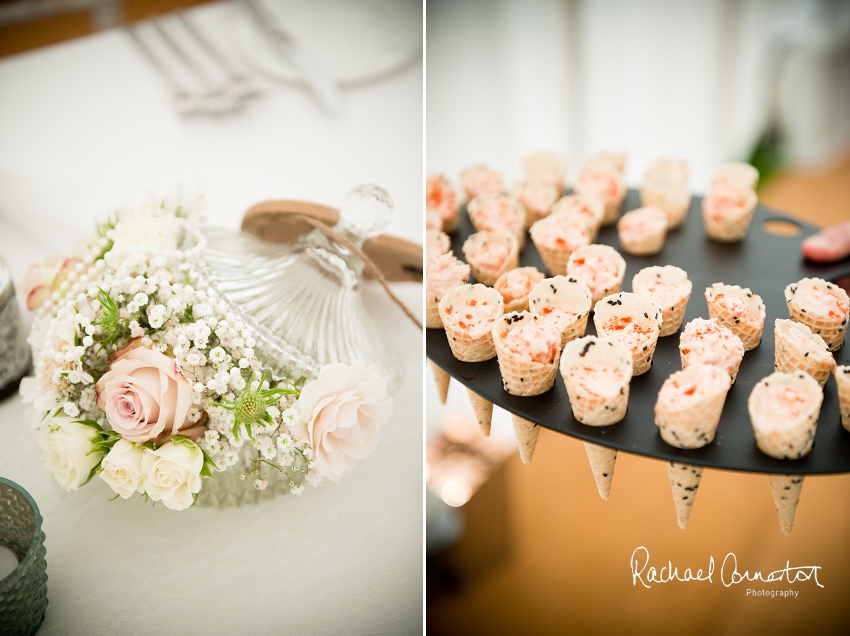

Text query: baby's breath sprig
(216, 373), (298, 441)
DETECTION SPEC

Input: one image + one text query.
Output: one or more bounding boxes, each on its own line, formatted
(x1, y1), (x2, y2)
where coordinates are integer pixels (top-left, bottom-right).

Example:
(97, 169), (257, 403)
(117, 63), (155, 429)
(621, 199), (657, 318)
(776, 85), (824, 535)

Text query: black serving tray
(427, 189), (850, 474)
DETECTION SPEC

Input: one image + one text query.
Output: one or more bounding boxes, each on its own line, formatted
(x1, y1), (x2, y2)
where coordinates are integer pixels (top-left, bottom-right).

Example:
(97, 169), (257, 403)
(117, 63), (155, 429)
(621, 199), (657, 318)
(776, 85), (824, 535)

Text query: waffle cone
(425, 296), (443, 328)
(426, 229), (451, 263)
(701, 187), (757, 242)
(512, 413), (541, 465)
(784, 278), (849, 352)
(667, 462), (703, 529)
(837, 366), (850, 432)
(633, 265), (693, 338)
(560, 335), (633, 426)
(529, 276), (593, 348)
(438, 284), (504, 362)
(567, 244), (627, 305)
(680, 350), (743, 384)
(768, 474), (804, 535)
(430, 361), (451, 405)
(532, 239), (571, 276)
(466, 388), (494, 436)
(462, 230), (519, 287)
(655, 365), (731, 449)
(658, 295), (690, 337)
(494, 267), (545, 314)
(619, 227), (666, 256)
(773, 320), (835, 387)
(601, 195), (624, 226)
(705, 283), (766, 351)
(550, 195), (604, 242)
(749, 371), (823, 459)
(492, 312), (561, 396)
(441, 213), (458, 234)
(593, 292), (663, 376)
(640, 182), (691, 229)
(467, 194), (526, 248)
(584, 442), (617, 500)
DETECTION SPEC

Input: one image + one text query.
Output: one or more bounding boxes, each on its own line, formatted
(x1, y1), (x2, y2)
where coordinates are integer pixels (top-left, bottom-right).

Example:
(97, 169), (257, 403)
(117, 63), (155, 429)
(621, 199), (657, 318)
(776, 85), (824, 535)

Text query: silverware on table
(128, 10), (263, 117)
(242, 0), (341, 113)
(176, 10), (262, 104)
(149, 16), (243, 116)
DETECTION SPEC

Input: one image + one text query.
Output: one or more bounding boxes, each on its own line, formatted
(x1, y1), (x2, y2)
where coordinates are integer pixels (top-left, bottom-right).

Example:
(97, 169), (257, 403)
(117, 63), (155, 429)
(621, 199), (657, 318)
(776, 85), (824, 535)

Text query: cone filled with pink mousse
(655, 364), (732, 529)
(593, 292), (663, 376)
(493, 311), (561, 464)
(632, 265), (692, 337)
(560, 335), (633, 499)
(749, 370), (824, 534)
(705, 283), (766, 351)
(425, 253), (470, 329)
(784, 277), (849, 352)
(438, 283), (504, 362)
(528, 275), (593, 348)
(774, 319), (836, 388)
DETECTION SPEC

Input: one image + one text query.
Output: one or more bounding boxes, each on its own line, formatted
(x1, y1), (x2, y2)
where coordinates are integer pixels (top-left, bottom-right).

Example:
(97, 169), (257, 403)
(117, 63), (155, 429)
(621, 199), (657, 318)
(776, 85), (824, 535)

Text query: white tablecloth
(0, 2), (423, 633)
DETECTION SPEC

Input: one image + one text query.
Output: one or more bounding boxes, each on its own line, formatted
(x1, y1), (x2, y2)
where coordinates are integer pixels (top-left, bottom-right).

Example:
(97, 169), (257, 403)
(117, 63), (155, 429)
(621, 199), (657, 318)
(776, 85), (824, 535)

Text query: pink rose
(293, 361), (393, 480)
(20, 256), (80, 311)
(96, 346), (193, 443)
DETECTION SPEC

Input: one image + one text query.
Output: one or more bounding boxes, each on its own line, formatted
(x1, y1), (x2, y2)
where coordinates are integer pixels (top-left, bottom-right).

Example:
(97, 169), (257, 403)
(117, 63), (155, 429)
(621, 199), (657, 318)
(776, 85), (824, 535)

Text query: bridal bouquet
(19, 194), (393, 510)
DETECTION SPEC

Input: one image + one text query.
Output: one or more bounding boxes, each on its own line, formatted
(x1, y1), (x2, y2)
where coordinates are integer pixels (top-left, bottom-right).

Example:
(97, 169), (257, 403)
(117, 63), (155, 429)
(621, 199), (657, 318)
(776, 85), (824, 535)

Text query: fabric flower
(292, 361), (393, 480)
(96, 345), (193, 443)
(141, 440), (203, 511)
(37, 417), (103, 492)
(99, 439), (146, 499)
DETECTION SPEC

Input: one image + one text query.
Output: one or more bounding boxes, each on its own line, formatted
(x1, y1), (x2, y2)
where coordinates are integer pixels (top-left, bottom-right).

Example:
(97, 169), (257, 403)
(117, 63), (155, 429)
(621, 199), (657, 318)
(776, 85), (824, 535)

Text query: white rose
(99, 439), (146, 499)
(37, 417), (103, 492)
(105, 213), (179, 269)
(292, 361), (393, 480)
(141, 440), (203, 511)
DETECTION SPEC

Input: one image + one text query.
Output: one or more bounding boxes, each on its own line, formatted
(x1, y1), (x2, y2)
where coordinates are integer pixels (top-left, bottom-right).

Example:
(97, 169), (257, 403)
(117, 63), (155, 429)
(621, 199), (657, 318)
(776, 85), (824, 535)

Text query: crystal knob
(335, 184), (394, 247)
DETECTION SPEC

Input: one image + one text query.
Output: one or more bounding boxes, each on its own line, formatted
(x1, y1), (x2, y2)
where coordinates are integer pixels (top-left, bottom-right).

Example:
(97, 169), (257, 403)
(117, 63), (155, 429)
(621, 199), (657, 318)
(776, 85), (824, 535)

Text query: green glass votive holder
(0, 478), (47, 636)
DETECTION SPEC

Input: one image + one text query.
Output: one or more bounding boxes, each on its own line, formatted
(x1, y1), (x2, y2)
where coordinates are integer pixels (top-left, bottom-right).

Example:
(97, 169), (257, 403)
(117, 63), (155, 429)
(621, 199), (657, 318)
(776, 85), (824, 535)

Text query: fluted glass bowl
(194, 185), (403, 507)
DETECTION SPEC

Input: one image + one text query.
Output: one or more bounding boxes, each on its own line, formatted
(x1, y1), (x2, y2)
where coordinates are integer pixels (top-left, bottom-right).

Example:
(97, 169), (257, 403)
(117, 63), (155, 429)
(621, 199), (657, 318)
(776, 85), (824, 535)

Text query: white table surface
(0, 2), (423, 634)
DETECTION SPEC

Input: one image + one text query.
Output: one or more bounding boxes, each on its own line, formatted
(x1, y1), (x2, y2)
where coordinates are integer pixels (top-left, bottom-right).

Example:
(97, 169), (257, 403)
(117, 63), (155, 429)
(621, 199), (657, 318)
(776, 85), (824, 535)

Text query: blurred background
(0, 0), (207, 56)
(426, 0), (850, 634)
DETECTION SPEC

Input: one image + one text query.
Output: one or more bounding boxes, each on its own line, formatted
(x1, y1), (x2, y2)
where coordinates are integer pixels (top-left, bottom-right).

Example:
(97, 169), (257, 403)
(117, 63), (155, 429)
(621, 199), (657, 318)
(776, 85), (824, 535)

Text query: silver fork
(127, 24), (200, 116)
(149, 15), (243, 116)
(176, 10), (262, 104)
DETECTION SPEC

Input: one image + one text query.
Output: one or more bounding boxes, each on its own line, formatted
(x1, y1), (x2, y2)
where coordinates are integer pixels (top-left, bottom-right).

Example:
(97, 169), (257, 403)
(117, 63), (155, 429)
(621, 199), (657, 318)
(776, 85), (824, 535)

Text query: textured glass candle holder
(0, 478), (47, 636)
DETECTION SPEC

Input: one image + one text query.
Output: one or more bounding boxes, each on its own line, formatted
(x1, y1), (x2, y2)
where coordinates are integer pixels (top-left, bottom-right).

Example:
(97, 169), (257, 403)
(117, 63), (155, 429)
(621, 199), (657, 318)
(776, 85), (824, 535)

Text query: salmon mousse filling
(567, 363), (624, 400)
(511, 177), (560, 224)
(567, 245), (626, 302)
(460, 165), (503, 200)
(462, 229), (518, 285)
(441, 294), (502, 339)
(748, 371), (823, 460)
(632, 265), (692, 336)
(496, 268), (544, 306)
(493, 311), (562, 397)
(467, 194), (526, 241)
(705, 283), (766, 350)
(679, 318), (744, 379)
(551, 195), (604, 237)
(426, 174), (460, 228)
(426, 253), (470, 302)
(500, 320), (560, 365)
(617, 206), (668, 255)
(426, 229), (451, 263)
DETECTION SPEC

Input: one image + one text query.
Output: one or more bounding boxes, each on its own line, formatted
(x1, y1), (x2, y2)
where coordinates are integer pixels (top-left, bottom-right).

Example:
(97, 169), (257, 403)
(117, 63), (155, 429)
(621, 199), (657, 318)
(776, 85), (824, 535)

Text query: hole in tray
(761, 218), (802, 237)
